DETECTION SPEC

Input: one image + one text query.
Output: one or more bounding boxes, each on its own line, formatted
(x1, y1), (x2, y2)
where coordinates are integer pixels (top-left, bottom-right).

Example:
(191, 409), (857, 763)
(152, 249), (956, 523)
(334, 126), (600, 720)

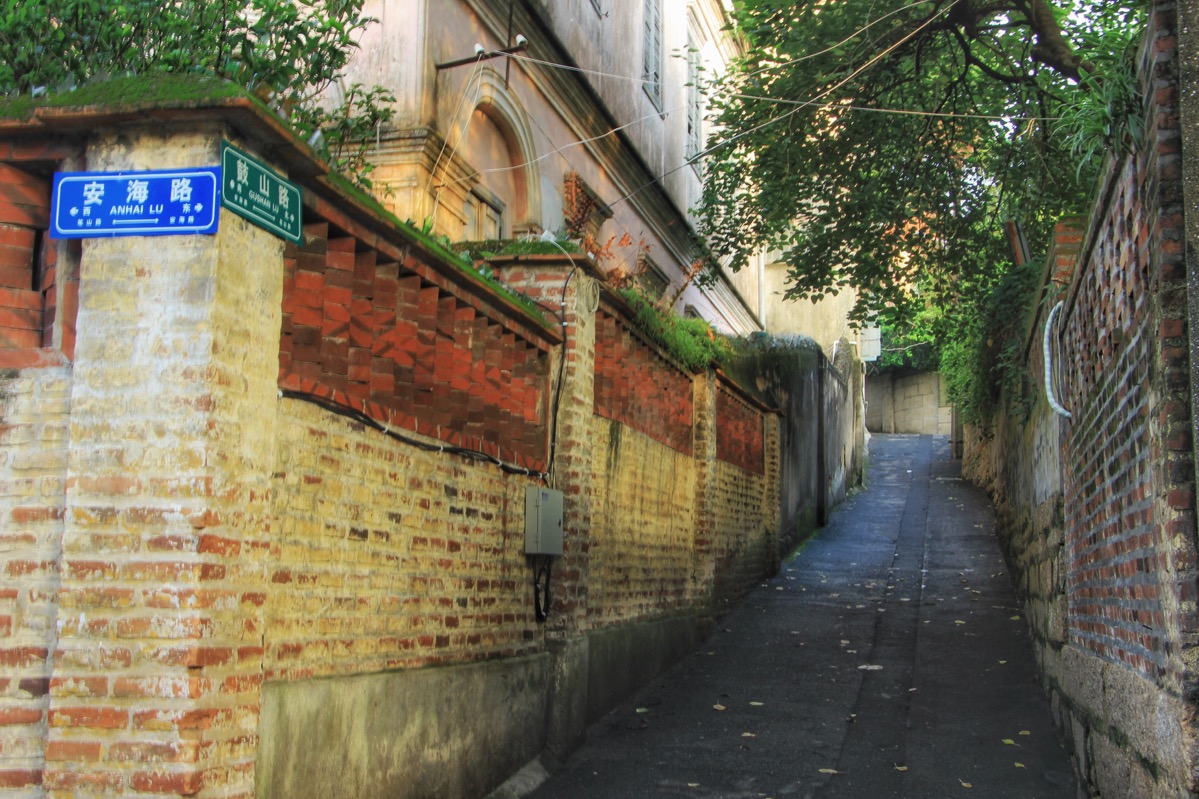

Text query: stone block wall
(0, 98), (839, 799)
(964, 3), (1199, 795)
(865, 370), (953, 436)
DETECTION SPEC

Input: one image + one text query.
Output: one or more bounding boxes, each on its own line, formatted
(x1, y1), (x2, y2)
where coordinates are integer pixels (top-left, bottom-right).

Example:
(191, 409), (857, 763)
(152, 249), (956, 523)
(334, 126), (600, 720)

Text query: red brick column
(488, 253), (597, 756)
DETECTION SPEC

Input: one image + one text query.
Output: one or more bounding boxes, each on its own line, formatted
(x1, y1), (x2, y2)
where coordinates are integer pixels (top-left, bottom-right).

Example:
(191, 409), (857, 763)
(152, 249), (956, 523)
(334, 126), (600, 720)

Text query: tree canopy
(0, 0), (393, 186)
(700, 0), (1144, 328)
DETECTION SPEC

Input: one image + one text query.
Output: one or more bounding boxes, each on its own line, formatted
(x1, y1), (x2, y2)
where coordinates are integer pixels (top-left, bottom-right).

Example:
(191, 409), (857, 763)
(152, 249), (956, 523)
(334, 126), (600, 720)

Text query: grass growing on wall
(618, 289), (730, 372)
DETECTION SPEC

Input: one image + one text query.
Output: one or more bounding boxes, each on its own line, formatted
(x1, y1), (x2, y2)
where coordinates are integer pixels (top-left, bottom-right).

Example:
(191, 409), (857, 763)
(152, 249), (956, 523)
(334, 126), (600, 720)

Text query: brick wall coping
(596, 290), (701, 379)
(0, 80), (561, 348)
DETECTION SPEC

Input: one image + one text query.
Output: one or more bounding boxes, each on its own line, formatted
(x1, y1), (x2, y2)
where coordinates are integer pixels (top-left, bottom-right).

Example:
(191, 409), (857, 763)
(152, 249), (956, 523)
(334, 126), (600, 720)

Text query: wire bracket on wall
(1044, 300), (1073, 419)
(434, 39), (528, 72)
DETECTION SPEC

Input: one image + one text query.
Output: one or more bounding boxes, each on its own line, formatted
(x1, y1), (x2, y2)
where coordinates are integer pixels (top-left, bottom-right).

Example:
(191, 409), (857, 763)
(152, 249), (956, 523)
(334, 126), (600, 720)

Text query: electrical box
(525, 487), (564, 556)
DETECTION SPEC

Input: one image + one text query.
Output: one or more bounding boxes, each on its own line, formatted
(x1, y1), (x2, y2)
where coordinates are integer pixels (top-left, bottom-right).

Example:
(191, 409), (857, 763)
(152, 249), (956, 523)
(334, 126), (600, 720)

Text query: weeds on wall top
(618, 288), (730, 373)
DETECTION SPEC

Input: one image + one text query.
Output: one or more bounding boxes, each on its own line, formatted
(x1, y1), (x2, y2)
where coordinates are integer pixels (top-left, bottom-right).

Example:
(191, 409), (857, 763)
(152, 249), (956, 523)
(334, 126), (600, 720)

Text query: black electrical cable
(279, 388), (545, 478)
(544, 263), (578, 483)
(532, 555), (553, 622)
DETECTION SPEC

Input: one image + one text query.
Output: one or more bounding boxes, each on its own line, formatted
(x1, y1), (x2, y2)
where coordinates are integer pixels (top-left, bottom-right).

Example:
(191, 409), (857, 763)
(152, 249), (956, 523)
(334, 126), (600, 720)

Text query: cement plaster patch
(255, 654), (549, 799)
(585, 615), (704, 724)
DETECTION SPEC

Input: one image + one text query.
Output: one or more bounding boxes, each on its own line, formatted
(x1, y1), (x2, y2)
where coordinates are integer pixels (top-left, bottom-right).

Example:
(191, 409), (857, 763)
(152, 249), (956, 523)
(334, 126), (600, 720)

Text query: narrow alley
(515, 435), (1077, 798)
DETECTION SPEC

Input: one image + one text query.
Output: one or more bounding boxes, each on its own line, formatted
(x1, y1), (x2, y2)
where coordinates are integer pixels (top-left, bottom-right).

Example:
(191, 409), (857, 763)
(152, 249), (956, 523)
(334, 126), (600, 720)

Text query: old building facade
(345, 0), (765, 333)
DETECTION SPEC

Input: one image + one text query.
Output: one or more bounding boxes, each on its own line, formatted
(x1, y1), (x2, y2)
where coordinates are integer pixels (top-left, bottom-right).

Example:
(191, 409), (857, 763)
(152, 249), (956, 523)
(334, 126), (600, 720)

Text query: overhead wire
(427, 53), (488, 221)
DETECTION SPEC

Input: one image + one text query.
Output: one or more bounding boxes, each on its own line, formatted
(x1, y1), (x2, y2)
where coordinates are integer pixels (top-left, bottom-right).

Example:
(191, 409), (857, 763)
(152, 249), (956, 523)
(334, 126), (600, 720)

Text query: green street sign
(220, 141), (302, 243)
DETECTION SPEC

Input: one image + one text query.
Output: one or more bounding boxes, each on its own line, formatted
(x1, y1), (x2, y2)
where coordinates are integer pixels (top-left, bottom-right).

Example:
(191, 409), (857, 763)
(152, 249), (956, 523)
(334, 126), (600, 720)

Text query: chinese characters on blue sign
(51, 168), (220, 239)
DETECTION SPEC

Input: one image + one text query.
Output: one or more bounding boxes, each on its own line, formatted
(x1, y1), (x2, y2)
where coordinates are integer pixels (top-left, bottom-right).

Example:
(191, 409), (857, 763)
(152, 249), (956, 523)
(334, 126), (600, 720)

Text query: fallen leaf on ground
(959, 780), (973, 788)
(687, 783), (700, 788)
(1014, 762), (1025, 768)
(742, 732), (756, 737)
(1002, 739), (1016, 745)
(894, 765), (909, 772)
(750, 701), (765, 706)
(1010, 615), (1021, 621)
(635, 707), (650, 714)
(818, 769), (840, 775)
(713, 704), (726, 711)
(858, 664), (883, 670)
(1018, 730), (1030, 736)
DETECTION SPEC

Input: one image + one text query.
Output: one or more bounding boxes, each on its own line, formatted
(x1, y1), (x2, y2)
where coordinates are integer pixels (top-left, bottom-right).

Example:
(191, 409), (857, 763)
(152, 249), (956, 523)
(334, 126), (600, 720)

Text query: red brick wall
(1057, 4), (1189, 682)
(279, 219), (554, 473)
(715, 379), (765, 475)
(593, 303), (694, 455)
(0, 162), (69, 364)
(964, 3), (1196, 793)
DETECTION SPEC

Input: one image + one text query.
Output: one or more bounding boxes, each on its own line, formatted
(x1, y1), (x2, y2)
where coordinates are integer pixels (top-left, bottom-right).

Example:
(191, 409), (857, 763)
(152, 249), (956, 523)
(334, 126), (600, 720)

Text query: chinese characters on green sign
(220, 141), (302, 243)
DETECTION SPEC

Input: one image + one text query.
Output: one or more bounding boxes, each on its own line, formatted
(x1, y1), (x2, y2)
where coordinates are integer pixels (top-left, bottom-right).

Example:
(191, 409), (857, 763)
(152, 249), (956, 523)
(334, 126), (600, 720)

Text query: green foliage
(0, 0), (394, 189)
(619, 289), (731, 372)
(451, 238), (584, 261)
(1057, 12), (1146, 173)
(701, 1), (1144, 423)
(941, 261), (1043, 426)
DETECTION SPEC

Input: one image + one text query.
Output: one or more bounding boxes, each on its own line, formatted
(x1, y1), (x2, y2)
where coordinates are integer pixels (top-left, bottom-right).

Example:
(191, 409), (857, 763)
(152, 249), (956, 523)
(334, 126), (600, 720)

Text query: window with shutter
(642, 0), (662, 110)
(686, 33), (701, 159)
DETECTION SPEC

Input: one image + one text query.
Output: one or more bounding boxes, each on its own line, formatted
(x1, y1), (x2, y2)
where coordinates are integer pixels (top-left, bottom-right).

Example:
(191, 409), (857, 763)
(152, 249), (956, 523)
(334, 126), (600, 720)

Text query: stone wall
(963, 3), (1198, 795)
(865, 370), (953, 436)
(0, 94), (859, 799)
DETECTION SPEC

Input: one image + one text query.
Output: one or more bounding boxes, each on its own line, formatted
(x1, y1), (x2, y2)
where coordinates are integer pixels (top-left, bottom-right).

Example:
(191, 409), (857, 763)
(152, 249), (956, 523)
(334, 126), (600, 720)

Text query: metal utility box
(524, 486), (564, 556)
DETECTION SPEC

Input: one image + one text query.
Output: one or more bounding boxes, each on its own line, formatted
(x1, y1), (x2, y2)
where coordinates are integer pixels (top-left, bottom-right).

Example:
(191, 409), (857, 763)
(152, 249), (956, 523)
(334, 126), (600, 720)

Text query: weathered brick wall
(0, 367), (70, 797)
(280, 219), (552, 472)
(594, 303), (694, 455)
(586, 417), (699, 626)
(964, 3), (1198, 795)
(268, 399), (539, 680)
(0, 102), (802, 799)
(715, 381), (764, 476)
(0, 147), (78, 797)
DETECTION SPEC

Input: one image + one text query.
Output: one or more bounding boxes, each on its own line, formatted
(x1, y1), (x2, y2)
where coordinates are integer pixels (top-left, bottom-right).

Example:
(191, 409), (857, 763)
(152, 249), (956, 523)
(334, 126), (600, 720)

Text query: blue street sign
(51, 168), (221, 239)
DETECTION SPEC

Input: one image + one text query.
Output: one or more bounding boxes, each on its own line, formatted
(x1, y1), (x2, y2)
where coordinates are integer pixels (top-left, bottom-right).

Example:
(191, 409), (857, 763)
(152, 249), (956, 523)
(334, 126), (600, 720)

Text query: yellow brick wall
(586, 418), (699, 627)
(266, 399), (543, 679)
(0, 367), (71, 797)
(0, 114), (789, 799)
(709, 460), (776, 606)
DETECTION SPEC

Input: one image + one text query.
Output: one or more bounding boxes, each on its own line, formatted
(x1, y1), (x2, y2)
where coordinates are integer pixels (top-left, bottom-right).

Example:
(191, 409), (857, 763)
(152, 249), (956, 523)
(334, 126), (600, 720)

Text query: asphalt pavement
(509, 434), (1080, 799)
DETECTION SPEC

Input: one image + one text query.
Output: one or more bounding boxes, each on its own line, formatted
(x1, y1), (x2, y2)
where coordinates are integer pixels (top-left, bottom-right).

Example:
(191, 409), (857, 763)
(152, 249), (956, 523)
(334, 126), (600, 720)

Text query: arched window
(440, 69), (542, 241)
(464, 106), (522, 239)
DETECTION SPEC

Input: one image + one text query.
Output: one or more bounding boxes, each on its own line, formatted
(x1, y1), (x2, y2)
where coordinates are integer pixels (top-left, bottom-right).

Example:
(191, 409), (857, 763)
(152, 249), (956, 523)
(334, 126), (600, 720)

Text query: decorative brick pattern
(0, 160), (78, 367)
(280, 220), (552, 473)
(0, 165), (45, 353)
(593, 303), (694, 455)
(965, 3), (1197, 796)
(1057, 4), (1188, 682)
(0, 114), (794, 799)
(715, 379), (764, 475)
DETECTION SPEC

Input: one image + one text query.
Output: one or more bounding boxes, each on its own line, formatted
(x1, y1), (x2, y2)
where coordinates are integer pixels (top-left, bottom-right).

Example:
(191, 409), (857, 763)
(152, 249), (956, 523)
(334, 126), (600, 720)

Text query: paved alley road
(520, 435), (1078, 799)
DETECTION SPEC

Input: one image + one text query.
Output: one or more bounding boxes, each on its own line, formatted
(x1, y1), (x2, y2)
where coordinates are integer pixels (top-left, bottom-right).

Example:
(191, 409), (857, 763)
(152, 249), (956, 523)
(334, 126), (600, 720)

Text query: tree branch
(1016, 0), (1093, 80)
